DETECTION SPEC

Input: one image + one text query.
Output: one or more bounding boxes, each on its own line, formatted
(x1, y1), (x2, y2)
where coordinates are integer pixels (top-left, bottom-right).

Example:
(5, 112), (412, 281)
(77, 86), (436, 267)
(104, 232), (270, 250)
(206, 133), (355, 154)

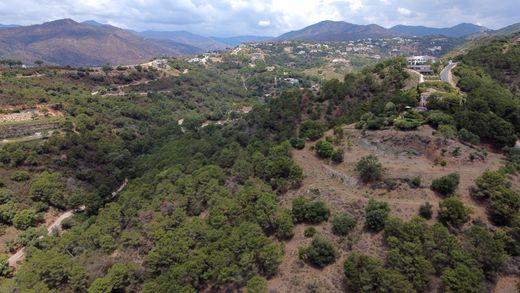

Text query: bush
(331, 213), (356, 236)
(10, 170), (30, 182)
(419, 202), (433, 219)
(300, 120), (325, 141)
(0, 188), (13, 204)
(331, 149), (344, 163)
(438, 197), (470, 228)
(299, 236), (337, 268)
(458, 129), (480, 145)
(356, 155), (383, 182)
(437, 125), (457, 139)
(275, 209), (295, 240)
(412, 176), (421, 188)
(365, 199), (390, 232)
(13, 209), (39, 230)
(431, 173), (460, 195)
(304, 226), (317, 238)
(315, 141), (334, 159)
(426, 112), (455, 128)
(473, 170), (507, 199)
(394, 118), (422, 130)
(246, 276), (267, 293)
(489, 188), (520, 226)
(291, 196), (330, 224)
(344, 253), (414, 293)
(290, 137), (305, 150)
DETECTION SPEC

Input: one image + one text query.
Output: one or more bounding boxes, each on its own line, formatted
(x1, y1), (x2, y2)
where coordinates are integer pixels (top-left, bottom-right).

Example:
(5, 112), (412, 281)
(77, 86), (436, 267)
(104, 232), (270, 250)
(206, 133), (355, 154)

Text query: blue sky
(0, 0), (518, 36)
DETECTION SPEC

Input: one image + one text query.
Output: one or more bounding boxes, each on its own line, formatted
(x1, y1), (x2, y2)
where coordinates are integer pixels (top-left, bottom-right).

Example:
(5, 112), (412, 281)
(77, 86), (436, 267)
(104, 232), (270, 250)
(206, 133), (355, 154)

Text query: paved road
(440, 62), (457, 87)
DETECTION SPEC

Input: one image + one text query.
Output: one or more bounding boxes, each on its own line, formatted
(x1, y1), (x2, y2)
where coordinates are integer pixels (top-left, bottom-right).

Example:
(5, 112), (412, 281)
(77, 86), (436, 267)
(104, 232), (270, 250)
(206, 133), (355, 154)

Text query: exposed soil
(269, 124), (507, 293)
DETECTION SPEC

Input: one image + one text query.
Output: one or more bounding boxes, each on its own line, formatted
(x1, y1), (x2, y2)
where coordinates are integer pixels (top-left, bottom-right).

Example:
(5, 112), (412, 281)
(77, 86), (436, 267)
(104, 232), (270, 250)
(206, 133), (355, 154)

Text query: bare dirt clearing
(269, 124), (507, 293)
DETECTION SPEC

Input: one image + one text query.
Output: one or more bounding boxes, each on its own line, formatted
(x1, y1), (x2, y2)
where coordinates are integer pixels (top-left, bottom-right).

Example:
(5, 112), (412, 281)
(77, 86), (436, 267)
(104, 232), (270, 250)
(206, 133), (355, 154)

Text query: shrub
(394, 118), (422, 130)
(304, 226), (317, 238)
(412, 176), (421, 188)
(246, 276), (267, 293)
(331, 213), (356, 236)
(489, 188), (520, 226)
(289, 137), (305, 150)
(437, 125), (457, 139)
(331, 149), (344, 163)
(438, 197), (470, 228)
(344, 253), (414, 293)
(441, 264), (484, 293)
(426, 112), (455, 128)
(365, 199), (390, 232)
(291, 196), (330, 224)
(13, 209), (39, 230)
(431, 173), (460, 195)
(419, 202), (433, 219)
(10, 170), (30, 182)
(356, 155), (383, 182)
(275, 209), (295, 240)
(0, 188), (12, 204)
(304, 201), (331, 224)
(473, 170), (507, 199)
(315, 141), (334, 159)
(299, 236), (337, 268)
(300, 120), (325, 141)
(458, 129), (480, 145)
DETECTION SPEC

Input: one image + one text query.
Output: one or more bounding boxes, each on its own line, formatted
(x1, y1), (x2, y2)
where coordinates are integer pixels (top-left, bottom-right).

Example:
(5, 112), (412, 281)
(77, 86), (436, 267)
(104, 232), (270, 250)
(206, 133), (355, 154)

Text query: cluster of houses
(406, 55), (437, 75)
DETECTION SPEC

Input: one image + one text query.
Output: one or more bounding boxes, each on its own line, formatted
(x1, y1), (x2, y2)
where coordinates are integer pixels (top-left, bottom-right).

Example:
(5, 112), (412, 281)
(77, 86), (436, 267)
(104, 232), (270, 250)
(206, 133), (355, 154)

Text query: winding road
(440, 62), (458, 87)
(8, 178), (128, 268)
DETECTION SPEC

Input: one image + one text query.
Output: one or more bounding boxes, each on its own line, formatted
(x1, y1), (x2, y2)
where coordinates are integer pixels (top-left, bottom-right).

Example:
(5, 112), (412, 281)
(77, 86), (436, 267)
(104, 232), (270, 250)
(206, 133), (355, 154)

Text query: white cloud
(258, 20), (270, 27)
(397, 7), (412, 16)
(0, 0), (517, 36)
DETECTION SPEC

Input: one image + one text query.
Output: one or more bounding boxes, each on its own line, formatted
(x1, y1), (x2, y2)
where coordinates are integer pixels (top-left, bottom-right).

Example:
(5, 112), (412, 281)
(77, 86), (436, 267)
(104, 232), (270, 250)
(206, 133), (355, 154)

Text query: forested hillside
(1, 32), (520, 292)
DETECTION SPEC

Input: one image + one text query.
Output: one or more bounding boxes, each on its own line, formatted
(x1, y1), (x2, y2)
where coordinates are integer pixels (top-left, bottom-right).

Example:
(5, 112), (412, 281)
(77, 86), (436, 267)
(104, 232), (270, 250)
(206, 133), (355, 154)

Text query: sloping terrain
(0, 19), (201, 66)
(270, 125), (507, 293)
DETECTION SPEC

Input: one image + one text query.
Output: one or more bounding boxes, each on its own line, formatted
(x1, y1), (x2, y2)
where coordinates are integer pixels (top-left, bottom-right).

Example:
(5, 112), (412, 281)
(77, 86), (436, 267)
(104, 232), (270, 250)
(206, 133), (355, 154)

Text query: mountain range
(277, 20), (405, 41)
(0, 19), (202, 66)
(390, 23), (489, 37)
(0, 18), (518, 66)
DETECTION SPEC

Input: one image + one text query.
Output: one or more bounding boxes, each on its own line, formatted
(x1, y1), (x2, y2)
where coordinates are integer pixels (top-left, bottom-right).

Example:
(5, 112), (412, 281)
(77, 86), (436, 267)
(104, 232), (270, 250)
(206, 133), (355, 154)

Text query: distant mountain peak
(277, 20), (404, 42)
(390, 23), (488, 37)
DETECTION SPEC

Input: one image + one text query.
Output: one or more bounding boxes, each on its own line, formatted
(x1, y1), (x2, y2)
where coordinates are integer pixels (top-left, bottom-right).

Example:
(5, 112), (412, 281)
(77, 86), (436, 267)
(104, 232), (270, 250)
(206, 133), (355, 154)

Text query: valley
(0, 11), (519, 293)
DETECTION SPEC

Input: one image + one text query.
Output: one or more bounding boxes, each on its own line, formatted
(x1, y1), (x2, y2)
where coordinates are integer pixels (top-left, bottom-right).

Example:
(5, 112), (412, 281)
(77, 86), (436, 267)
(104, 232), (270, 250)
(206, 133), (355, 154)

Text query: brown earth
(269, 124), (508, 293)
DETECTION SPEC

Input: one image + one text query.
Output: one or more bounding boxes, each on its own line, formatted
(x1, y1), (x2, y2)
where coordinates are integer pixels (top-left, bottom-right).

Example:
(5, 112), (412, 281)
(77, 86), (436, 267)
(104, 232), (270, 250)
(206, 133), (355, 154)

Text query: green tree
(473, 170), (507, 199)
(300, 236), (337, 268)
(431, 173), (460, 196)
(29, 171), (66, 208)
(441, 264), (484, 293)
(331, 149), (344, 163)
(438, 197), (470, 228)
(13, 209), (39, 230)
(489, 188), (520, 226)
(300, 120), (325, 141)
(419, 202), (433, 219)
(246, 276), (268, 293)
(275, 209), (295, 240)
(343, 253), (414, 293)
(315, 140), (334, 159)
(356, 155), (383, 182)
(365, 199), (390, 232)
(331, 213), (356, 236)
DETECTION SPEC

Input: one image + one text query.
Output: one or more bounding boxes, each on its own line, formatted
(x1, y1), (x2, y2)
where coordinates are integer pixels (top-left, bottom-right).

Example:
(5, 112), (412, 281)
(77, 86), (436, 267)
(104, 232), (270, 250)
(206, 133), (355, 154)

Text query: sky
(0, 0), (518, 37)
